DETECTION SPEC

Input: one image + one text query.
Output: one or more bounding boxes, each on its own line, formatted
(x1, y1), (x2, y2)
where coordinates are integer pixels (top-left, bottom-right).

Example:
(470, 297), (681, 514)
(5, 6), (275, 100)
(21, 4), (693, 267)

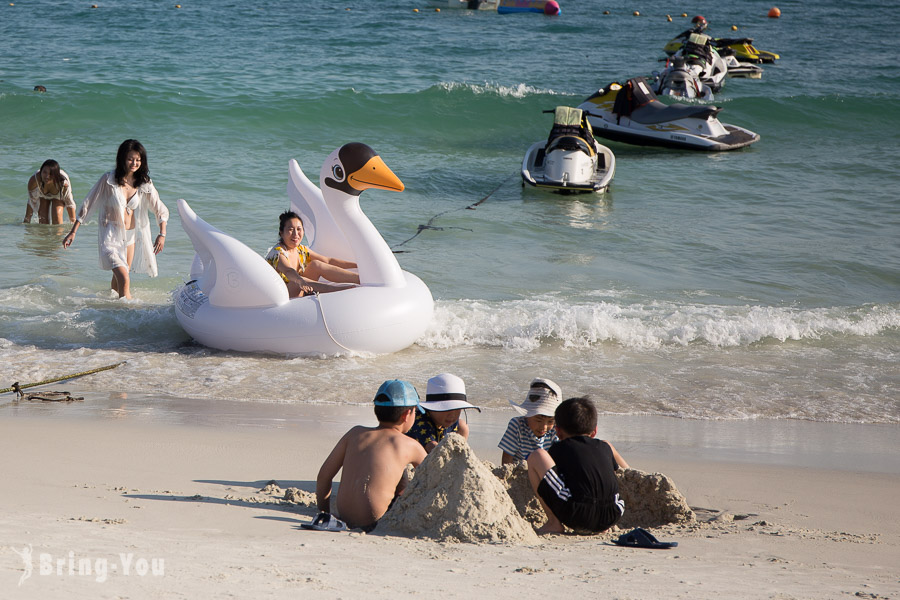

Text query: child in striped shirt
(498, 378), (562, 465)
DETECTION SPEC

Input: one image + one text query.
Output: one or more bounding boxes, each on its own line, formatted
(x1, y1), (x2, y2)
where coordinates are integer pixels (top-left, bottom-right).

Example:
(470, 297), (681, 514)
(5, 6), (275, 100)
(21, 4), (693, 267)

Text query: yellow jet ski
(664, 36), (780, 64)
(714, 38), (780, 64)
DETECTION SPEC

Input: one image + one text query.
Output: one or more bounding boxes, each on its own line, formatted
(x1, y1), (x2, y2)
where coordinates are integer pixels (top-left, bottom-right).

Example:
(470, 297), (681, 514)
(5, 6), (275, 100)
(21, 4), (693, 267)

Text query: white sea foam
(421, 299), (900, 350)
(436, 81), (561, 98)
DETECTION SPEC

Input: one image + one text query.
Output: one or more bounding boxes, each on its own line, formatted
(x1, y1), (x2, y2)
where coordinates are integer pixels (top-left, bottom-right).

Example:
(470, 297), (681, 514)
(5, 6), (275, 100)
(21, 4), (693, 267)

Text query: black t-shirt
(547, 436), (619, 504)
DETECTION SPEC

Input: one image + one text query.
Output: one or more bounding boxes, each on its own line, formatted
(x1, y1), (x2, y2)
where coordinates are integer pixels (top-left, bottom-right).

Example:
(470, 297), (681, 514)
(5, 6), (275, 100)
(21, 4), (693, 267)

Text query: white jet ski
(676, 33), (728, 93)
(577, 77), (760, 152)
(521, 106), (616, 194)
(653, 56), (715, 100)
(721, 52), (764, 79)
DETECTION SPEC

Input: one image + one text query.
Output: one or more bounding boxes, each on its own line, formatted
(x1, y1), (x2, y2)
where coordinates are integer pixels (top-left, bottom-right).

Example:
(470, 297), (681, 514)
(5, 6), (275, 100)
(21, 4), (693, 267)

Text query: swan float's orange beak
(349, 155), (405, 193)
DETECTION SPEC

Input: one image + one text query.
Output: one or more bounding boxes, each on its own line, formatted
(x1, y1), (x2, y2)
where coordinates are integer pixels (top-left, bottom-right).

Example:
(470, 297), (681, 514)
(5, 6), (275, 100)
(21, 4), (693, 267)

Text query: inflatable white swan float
(173, 143), (434, 355)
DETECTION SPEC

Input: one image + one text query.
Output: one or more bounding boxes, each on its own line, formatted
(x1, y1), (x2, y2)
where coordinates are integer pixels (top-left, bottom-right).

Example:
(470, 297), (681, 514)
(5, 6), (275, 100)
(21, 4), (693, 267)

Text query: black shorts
(537, 466), (623, 533)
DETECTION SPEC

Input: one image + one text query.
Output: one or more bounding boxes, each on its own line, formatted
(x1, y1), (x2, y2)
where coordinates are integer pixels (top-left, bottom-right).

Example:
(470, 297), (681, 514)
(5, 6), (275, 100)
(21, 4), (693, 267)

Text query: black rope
(391, 174), (514, 252)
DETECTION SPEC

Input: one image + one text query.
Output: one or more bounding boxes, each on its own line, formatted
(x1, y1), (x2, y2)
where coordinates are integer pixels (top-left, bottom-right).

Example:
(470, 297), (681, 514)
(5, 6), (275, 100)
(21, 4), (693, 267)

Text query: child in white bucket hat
(406, 373), (481, 453)
(498, 377), (562, 464)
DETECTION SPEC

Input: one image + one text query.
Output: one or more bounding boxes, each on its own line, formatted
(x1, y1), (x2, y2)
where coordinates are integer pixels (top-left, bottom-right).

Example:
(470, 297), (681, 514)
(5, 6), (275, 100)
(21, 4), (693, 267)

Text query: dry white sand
(1, 412), (898, 599)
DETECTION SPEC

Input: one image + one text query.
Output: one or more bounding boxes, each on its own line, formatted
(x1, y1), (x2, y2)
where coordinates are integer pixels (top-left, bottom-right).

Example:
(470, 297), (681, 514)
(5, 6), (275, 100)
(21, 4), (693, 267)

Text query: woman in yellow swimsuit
(266, 211), (359, 298)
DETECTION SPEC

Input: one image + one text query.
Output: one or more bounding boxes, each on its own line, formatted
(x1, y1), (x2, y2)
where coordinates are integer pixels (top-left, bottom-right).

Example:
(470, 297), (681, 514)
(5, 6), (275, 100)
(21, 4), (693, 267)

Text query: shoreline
(3, 389), (898, 474)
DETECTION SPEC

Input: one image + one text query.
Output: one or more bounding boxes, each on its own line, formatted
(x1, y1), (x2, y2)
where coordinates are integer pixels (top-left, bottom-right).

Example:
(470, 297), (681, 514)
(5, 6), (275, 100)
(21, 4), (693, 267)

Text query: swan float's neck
(328, 191), (404, 288)
(319, 143), (407, 288)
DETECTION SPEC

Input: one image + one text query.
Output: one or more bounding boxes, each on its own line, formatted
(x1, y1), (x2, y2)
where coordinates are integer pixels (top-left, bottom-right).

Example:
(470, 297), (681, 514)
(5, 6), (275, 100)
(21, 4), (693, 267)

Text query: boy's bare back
(318, 423), (426, 530)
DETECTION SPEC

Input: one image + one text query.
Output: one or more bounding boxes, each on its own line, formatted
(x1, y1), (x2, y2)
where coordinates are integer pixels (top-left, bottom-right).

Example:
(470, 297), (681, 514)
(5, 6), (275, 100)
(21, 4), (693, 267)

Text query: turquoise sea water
(1, 0), (898, 424)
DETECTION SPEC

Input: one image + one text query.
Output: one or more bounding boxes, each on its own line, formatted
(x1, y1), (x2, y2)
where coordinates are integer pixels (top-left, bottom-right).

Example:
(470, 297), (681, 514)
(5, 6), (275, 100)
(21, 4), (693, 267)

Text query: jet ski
(714, 37), (780, 64)
(675, 33), (728, 93)
(653, 56), (714, 100)
(577, 77), (760, 152)
(721, 52), (764, 79)
(521, 106), (616, 194)
(665, 36), (780, 64)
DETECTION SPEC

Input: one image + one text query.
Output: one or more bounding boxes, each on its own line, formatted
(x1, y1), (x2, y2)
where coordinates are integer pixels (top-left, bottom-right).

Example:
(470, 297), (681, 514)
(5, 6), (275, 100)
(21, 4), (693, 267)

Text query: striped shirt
(498, 416), (558, 461)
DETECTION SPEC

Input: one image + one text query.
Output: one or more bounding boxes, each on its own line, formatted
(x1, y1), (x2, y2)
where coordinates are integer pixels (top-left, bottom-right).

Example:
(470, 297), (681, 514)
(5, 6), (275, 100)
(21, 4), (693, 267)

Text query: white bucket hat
(420, 373), (481, 412)
(509, 377), (562, 417)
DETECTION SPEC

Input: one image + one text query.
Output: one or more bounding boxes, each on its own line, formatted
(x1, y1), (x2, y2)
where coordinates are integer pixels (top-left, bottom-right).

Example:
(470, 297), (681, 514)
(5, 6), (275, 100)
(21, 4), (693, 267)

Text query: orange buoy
(413, 7), (418, 11)
(768, 6), (781, 18)
(633, 10), (640, 16)
(667, 16), (672, 22)
(681, 12), (687, 17)
(731, 25), (738, 30)
(435, 7), (440, 11)
(603, 10), (609, 15)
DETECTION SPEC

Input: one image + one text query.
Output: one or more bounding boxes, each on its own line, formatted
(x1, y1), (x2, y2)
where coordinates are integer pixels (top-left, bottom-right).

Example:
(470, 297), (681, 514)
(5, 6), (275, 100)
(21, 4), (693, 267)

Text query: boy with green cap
(314, 380), (428, 531)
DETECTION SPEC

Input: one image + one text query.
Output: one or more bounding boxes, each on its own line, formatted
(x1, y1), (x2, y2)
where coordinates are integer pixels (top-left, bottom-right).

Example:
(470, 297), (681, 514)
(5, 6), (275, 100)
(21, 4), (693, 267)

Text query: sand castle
(615, 468), (695, 529)
(493, 460), (695, 530)
(376, 433), (694, 542)
(376, 433), (539, 544)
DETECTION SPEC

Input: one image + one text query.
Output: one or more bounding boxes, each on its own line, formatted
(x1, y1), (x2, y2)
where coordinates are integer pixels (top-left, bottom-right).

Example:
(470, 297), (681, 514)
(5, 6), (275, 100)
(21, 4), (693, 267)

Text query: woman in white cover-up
(62, 140), (168, 299)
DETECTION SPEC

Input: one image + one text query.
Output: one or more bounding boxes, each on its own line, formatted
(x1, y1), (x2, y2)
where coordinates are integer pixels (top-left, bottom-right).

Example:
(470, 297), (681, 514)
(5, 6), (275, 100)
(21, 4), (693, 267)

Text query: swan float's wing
(177, 199), (289, 308)
(287, 159), (355, 262)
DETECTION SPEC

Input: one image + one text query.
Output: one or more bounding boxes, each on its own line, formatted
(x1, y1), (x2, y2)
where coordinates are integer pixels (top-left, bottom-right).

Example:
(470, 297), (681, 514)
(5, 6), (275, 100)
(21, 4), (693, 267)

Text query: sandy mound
(375, 434), (539, 544)
(282, 487), (316, 506)
(616, 468), (695, 529)
(490, 461), (545, 527)
(492, 462), (695, 531)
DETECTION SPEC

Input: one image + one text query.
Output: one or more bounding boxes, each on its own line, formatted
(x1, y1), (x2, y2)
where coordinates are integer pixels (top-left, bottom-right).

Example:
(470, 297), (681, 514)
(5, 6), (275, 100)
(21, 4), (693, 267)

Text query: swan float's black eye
(332, 164), (345, 181)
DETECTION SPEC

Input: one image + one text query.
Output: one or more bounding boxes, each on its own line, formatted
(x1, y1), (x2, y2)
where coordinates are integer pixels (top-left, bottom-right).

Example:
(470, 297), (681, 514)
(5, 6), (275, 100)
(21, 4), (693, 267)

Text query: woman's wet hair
(115, 139), (150, 186)
(39, 159), (64, 190)
(278, 210), (303, 234)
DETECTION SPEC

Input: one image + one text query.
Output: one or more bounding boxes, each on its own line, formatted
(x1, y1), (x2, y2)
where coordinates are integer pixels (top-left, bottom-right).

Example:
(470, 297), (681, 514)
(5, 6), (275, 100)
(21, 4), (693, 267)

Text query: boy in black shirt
(527, 396), (630, 535)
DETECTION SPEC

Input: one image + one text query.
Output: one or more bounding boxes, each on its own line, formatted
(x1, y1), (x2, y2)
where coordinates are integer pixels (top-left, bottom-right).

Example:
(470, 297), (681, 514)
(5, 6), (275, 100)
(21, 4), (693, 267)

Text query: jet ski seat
(545, 106), (596, 156)
(546, 135), (594, 156)
(613, 77), (719, 124)
(630, 101), (720, 125)
(684, 32), (714, 66)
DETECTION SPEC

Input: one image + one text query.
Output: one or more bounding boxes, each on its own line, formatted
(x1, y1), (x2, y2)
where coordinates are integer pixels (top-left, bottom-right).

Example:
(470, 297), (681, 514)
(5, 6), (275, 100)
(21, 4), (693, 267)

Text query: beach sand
(1, 398), (898, 599)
